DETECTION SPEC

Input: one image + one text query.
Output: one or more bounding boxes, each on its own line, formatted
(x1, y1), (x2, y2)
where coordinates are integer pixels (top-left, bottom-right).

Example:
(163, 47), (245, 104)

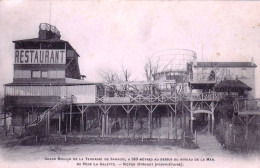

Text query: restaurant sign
(14, 49), (66, 64)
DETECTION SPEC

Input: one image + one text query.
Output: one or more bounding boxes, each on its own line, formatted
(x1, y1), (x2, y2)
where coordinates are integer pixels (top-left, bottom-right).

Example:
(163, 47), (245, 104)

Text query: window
(32, 71), (41, 78)
(14, 70), (31, 78)
(41, 71), (48, 78)
(23, 71), (31, 78)
(241, 68), (247, 79)
(49, 71), (57, 78)
(49, 70), (65, 78)
(56, 71), (65, 78)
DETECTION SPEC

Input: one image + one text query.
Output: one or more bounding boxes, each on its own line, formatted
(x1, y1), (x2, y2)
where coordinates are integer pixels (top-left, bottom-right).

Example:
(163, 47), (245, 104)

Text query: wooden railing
(28, 96), (73, 127)
(235, 98), (260, 113)
(96, 93), (177, 104)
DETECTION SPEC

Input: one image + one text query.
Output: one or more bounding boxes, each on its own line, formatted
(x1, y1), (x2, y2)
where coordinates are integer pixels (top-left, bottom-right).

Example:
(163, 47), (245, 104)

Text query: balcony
(95, 81), (177, 104)
(235, 98), (260, 115)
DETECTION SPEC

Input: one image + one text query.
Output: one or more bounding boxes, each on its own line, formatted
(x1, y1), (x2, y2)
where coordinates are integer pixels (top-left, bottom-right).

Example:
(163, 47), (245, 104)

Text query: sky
(0, 0), (260, 96)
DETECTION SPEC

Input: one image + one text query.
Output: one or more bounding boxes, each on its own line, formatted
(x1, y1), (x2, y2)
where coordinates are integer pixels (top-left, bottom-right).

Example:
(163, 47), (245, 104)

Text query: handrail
(39, 23), (61, 37)
(236, 98), (260, 112)
(28, 96), (72, 127)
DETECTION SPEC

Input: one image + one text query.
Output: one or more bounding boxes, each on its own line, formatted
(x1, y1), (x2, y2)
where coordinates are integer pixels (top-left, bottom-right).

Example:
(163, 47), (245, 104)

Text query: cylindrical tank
(151, 49), (197, 73)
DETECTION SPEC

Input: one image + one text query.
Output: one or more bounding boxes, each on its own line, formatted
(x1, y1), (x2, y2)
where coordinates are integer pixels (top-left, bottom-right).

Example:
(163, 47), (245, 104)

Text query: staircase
(25, 97), (73, 135)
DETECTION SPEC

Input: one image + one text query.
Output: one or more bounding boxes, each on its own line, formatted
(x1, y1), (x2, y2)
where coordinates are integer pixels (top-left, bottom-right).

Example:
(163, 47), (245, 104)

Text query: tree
(98, 68), (121, 83)
(121, 66), (131, 82)
(144, 56), (175, 81)
(144, 57), (159, 81)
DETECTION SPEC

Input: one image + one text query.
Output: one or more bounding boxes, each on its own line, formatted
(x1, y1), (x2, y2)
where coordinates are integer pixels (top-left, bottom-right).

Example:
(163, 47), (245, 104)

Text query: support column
(28, 112), (30, 124)
(65, 114), (68, 134)
(85, 111), (88, 132)
(174, 113), (177, 139)
(106, 112), (109, 135)
(46, 110), (50, 135)
(183, 104), (186, 132)
(212, 114), (214, 134)
(175, 105), (178, 139)
(190, 101), (193, 134)
(81, 112), (84, 134)
(245, 116), (249, 140)
(99, 105), (111, 138)
(127, 112), (130, 137)
(208, 113), (210, 133)
(48, 111), (50, 134)
(69, 104), (72, 133)
(122, 105), (135, 138)
(45, 112), (48, 135)
(211, 102), (215, 134)
(144, 105), (158, 139)
(170, 111), (173, 138)
(58, 112), (61, 133)
(76, 106), (89, 135)
(149, 111), (153, 138)
(102, 114), (105, 138)
(168, 104), (178, 139)
(167, 106), (170, 139)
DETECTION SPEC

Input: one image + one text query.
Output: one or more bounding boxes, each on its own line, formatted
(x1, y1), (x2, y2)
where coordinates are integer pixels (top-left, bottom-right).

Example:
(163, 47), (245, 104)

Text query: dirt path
(196, 133), (226, 156)
(0, 135), (259, 168)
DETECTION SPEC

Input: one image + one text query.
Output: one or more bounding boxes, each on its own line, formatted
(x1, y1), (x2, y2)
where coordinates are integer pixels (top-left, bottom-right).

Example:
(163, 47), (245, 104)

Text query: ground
(0, 133), (259, 168)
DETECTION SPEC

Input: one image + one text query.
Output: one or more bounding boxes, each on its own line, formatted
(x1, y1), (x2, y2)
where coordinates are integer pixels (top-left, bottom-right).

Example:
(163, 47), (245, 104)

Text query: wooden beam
(69, 104), (72, 133)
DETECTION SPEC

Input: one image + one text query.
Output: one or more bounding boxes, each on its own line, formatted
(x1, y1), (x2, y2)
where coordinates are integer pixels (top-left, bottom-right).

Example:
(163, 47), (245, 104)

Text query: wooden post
(102, 114), (105, 138)
(65, 114), (68, 134)
(245, 116), (249, 140)
(190, 101), (193, 134)
(174, 113), (177, 139)
(167, 106), (170, 139)
(46, 113), (48, 135)
(4, 86), (7, 136)
(183, 104), (186, 132)
(48, 110), (50, 134)
(69, 104), (72, 133)
(208, 113), (210, 133)
(58, 112), (61, 133)
(170, 111), (173, 138)
(211, 102), (215, 134)
(81, 111), (84, 134)
(85, 111), (88, 132)
(98, 109), (101, 136)
(175, 105), (177, 139)
(212, 114), (214, 134)
(127, 112), (130, 137)
(150, 111), (153, 138)
(28, 112), (30, 124)
(106, 113), (109, 136)
(195, 130), (197, 146)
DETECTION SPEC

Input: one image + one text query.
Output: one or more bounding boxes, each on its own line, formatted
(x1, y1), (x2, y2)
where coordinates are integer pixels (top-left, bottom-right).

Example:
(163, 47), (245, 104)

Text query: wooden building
(3, 24), (259, 141)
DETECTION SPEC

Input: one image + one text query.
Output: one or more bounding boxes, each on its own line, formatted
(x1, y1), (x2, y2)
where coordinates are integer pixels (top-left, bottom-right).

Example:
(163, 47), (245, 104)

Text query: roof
(12, 38), (80, 57)
(196, 62), (257, 68)
(5, 78), (101, 86)
(13, 38), (67, 43)
(215, 79), (252, 91)
(65, 78), (92, 84)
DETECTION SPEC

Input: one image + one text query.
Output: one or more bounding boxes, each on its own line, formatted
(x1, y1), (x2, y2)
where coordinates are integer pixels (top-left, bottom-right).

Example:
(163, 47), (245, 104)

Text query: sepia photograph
(0, 0), (259, 168)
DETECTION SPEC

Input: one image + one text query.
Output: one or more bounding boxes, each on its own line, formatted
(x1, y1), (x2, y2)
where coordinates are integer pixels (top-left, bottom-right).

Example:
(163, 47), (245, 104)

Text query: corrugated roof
(196, 62), (257, 68)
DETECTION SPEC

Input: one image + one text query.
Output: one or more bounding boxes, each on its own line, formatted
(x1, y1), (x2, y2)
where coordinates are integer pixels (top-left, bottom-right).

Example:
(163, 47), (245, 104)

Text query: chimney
(251, 57), (254, 66)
